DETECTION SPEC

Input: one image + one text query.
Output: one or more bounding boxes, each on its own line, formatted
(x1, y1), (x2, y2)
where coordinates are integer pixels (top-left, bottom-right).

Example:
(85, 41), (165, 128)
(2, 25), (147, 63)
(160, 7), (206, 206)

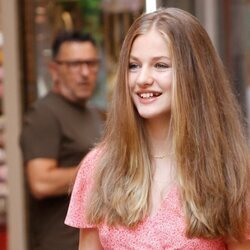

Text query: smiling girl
(65, 8), (250, 249)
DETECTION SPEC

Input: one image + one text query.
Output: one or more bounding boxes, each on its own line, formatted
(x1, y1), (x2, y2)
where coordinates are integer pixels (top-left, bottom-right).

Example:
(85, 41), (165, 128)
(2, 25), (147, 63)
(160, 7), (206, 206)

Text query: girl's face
(128, 28), (173, 120)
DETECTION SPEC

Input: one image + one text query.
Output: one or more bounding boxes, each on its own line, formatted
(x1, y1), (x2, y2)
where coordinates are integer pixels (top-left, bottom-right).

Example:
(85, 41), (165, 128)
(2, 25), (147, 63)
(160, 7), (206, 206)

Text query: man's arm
(26, 158), (79, 199)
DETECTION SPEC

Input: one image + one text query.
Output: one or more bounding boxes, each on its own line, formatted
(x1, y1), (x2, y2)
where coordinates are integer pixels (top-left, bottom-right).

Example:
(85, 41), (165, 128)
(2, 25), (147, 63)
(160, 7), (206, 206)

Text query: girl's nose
(136, 68), (154, 87)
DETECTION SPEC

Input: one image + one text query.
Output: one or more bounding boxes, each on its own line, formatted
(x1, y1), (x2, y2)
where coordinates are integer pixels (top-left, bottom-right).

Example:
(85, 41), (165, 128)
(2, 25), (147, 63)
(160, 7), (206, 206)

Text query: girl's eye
(155, 63), (169, 69)
(128, 62), (139, 71)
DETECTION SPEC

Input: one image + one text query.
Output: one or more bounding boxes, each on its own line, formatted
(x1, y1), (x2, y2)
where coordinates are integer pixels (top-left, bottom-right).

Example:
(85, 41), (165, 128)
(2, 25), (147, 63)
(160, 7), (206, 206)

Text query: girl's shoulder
(65, 146), (103, 228)
(77, 145), (103, 181)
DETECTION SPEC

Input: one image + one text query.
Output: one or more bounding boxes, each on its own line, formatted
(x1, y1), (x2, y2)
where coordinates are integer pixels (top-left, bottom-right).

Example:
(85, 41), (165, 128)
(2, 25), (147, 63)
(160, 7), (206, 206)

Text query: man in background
(20, 31), (104, 250)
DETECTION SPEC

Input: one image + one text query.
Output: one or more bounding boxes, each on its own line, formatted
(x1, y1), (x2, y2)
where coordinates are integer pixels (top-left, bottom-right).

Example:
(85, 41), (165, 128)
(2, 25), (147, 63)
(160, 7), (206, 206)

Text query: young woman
(65, 8), (250, 249)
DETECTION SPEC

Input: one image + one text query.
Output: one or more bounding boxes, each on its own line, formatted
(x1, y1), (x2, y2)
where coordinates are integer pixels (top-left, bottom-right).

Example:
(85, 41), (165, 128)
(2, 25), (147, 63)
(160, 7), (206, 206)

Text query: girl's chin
(137, 110), (171, 120)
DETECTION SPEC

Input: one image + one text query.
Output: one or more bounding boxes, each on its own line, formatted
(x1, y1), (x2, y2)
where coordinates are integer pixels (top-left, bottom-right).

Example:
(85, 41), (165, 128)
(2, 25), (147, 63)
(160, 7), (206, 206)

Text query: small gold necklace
(151, 152), (172, 159)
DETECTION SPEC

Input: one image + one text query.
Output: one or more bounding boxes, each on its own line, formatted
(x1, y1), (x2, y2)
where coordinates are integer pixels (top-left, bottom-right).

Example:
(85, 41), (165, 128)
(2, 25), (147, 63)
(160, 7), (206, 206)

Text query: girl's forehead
(129, 30), (171, 60)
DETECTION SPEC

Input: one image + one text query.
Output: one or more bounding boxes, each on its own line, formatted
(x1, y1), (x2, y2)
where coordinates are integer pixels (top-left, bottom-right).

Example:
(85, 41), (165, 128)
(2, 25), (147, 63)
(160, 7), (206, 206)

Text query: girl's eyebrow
(129, 55), (138, 61)
(129, 55), (171, 61)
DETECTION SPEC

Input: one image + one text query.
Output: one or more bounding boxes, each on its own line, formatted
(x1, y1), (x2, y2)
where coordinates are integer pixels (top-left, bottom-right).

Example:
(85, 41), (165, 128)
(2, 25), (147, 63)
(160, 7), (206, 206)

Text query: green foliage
(78, 0), (102, 43)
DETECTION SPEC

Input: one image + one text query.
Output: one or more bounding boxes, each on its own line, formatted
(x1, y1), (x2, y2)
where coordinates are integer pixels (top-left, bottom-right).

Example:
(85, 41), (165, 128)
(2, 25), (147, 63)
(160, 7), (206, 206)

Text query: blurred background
(0, 0), (250, 249)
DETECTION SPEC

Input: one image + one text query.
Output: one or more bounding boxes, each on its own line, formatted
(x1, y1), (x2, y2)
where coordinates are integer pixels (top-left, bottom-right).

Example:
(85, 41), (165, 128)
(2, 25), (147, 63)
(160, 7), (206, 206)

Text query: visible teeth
(140, 93), (154, 99)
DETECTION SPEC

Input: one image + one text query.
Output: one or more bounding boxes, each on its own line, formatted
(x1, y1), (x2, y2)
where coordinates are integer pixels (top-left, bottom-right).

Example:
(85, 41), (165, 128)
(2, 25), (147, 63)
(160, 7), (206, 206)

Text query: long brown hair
(87, 8), (249, 240)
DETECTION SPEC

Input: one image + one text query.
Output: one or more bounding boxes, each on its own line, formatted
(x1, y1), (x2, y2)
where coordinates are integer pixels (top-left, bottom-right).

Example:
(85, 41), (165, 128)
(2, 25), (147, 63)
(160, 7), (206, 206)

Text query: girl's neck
(145, 114), (172, 157)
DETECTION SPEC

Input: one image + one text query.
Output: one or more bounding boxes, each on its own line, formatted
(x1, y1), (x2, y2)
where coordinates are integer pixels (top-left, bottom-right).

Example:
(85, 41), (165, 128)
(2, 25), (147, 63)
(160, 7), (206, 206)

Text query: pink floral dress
(65, 148), (229, 249)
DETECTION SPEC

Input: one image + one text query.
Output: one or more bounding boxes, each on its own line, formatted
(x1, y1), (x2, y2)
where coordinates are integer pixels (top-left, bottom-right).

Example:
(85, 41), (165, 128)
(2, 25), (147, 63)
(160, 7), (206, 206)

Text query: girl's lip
(137, 91), (162, 99)
(135, 91), (162, 104)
